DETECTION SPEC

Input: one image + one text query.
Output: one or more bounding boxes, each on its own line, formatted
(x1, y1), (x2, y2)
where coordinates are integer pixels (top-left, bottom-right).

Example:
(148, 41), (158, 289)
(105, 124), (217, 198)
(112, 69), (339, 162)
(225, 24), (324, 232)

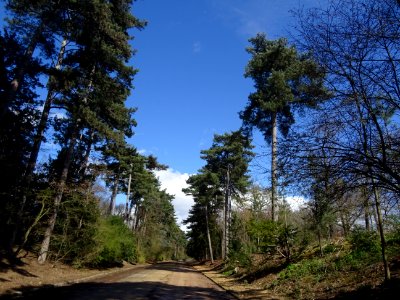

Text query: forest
(0, 0), (186, 267)
(1, 0), (400, 298)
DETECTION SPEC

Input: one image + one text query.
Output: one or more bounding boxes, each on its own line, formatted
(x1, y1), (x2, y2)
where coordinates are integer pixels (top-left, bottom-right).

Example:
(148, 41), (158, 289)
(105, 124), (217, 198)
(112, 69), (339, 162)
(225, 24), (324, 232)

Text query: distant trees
(184, 131), (254, 261)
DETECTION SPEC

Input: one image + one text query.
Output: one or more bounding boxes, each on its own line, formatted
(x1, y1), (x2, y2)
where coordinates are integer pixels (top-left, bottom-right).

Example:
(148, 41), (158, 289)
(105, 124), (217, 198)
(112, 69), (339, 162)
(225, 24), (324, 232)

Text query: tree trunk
(271, 111), (278, 222)
(355, 92), (391, 280)
(317, 225), (323, 257)
(20, 38), (67, 206)
(371, 182), (391, 281)
(109, 171), (120, 215)
(364, 195), (370, 231)
(7, 38), (67, 254)
(223, 165), (231, 260)
(125, 165), (132, 222)
(340, 212), (348, 237)
(222, 199), (226, 260)
(133, 203), (139, 230)
(37, 62), (94, 264)
(25, 38), (67, 181)
(37, 123), (79, 264)
(205, 204), (214, 264)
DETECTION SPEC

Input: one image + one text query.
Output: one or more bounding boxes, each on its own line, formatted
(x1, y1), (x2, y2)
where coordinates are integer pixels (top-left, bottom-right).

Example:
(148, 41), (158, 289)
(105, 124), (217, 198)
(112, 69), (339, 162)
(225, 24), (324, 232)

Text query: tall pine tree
(240, 33), (326, 222)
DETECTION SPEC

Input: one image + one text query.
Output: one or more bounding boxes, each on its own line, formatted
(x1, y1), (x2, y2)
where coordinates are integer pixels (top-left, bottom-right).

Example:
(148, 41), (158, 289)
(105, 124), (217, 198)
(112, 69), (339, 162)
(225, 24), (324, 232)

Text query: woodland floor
(194, 255), (400, 300)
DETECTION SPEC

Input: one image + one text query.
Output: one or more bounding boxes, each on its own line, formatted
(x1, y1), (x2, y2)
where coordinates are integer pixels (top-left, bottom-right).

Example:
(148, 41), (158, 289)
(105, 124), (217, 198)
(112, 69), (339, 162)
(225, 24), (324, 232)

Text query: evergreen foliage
(184, 131), (254, 261)
(0, 0), (184, 267)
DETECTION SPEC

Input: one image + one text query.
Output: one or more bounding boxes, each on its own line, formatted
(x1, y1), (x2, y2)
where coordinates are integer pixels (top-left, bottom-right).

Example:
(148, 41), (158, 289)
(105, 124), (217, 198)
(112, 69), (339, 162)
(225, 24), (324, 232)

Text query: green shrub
(386, 215), (400, 245)
(279, 258), (326, 280)
(49, 191), (100, 266)
(323, 243), (337, 254)
(228, 248), (252, 269)
(334, 248), (381, 271)
(247, 218), (279, 253)
(88, 216), (137, 267)
(348, 228), (380, 254)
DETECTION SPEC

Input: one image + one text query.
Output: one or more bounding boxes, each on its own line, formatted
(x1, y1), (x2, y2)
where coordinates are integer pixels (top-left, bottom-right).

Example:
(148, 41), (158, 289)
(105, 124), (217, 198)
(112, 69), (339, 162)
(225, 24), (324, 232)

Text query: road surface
(3, 262), (236, 300)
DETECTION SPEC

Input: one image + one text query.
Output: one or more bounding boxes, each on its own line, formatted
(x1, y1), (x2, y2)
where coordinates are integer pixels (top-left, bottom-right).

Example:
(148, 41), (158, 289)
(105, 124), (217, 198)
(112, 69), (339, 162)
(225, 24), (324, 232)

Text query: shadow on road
(147, 262), (198, 274)
(0, 280), (234, 300)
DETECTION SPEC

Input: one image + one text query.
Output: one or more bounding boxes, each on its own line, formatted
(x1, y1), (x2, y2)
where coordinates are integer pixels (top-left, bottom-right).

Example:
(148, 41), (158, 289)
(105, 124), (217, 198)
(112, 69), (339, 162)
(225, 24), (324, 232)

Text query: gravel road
(2, 262), (236, 300)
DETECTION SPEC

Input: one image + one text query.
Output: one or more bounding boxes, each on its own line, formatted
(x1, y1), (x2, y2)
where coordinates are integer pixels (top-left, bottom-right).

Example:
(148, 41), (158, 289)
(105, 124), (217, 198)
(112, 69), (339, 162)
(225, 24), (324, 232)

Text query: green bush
(348, 228), (380, 254)
(88, 216), (137, 267)
(279, 258), (326, 280)
(323, 243), (337, 254)
(228, 248), (252, 269)
(386, 215), (400, 246)
(49, 191), (100, 266)
(247, 218), (278, 253)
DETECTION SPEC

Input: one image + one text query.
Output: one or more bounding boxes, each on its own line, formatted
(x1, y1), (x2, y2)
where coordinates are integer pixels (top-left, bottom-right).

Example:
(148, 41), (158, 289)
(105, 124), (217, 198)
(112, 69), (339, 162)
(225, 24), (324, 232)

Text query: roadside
(0, 252), (146, 296)
(193, 261), (285, 300)
(193, 256), (400, 300)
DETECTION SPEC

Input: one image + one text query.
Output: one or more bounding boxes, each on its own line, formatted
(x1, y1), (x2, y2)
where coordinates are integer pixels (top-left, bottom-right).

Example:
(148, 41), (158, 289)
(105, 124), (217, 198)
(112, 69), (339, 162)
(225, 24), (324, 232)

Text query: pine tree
(37, 0), (145, 264)
(240, 33), (326, 222)
(198, 130), (254, 259)
(183, 171), (221, 263)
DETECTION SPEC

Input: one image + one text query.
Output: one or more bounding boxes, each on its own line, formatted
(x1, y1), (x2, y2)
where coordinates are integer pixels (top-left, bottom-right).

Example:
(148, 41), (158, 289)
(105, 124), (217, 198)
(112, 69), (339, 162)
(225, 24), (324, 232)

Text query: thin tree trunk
(128, 202), (135, 230)
(205, 204), (214, 264)
(317, 225), (323, 257)
(7, 38), (67, 254)
(340, 212), (348, 237)
(37, 63), (94, 264)
(109, 171), (120, 215)
(25, 38), (67, 181)
(271, 111), (278, 222)
(133, 203), (139, 230)
(37, 123), (79, 264)
(223, 165), (231, 260)
(222, 197), (226, 260)
(371, 182), (391, 281)
(364, 193), (370, 231)
(354, 92), (391, 280)
(125, 165), (132, 222)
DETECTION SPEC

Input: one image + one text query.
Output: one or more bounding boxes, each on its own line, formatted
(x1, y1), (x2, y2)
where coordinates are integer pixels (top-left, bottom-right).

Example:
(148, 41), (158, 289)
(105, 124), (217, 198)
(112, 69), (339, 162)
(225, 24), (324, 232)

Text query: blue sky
(0, 0), (326, 226)
(126, 0), (327, 225)
(128, 0), (326, 175)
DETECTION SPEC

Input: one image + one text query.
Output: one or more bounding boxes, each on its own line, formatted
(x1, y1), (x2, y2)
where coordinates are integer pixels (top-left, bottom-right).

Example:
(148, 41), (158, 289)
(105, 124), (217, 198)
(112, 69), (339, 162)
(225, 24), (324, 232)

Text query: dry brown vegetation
(194, 246), (400, 299)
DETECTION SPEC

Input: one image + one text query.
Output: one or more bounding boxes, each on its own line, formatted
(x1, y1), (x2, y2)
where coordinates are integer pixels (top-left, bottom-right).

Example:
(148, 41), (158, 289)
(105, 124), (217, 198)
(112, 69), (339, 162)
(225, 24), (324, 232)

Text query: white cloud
(193, 41), (202, 53)
(154, 169), (194, 231)
(285, 196), (306, 211)
(232, 7), (266, 37)
(210, 0), (310, 38)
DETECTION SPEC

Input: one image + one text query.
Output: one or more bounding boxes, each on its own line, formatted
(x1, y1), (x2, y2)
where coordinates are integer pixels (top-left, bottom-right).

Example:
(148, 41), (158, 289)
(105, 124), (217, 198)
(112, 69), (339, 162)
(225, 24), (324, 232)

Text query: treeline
(0, 0), (186, 266)
(184, 0), (400, 282)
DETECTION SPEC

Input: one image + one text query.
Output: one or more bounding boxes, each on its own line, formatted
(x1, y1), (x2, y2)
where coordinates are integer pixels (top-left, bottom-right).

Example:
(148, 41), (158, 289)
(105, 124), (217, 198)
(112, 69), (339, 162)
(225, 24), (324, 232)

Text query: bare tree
(293, 0), (400, 280)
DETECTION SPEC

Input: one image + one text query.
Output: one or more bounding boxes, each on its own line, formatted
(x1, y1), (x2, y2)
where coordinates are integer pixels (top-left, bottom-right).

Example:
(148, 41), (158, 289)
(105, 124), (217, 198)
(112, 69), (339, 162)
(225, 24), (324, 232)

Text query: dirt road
(1, 262), (236, 299)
